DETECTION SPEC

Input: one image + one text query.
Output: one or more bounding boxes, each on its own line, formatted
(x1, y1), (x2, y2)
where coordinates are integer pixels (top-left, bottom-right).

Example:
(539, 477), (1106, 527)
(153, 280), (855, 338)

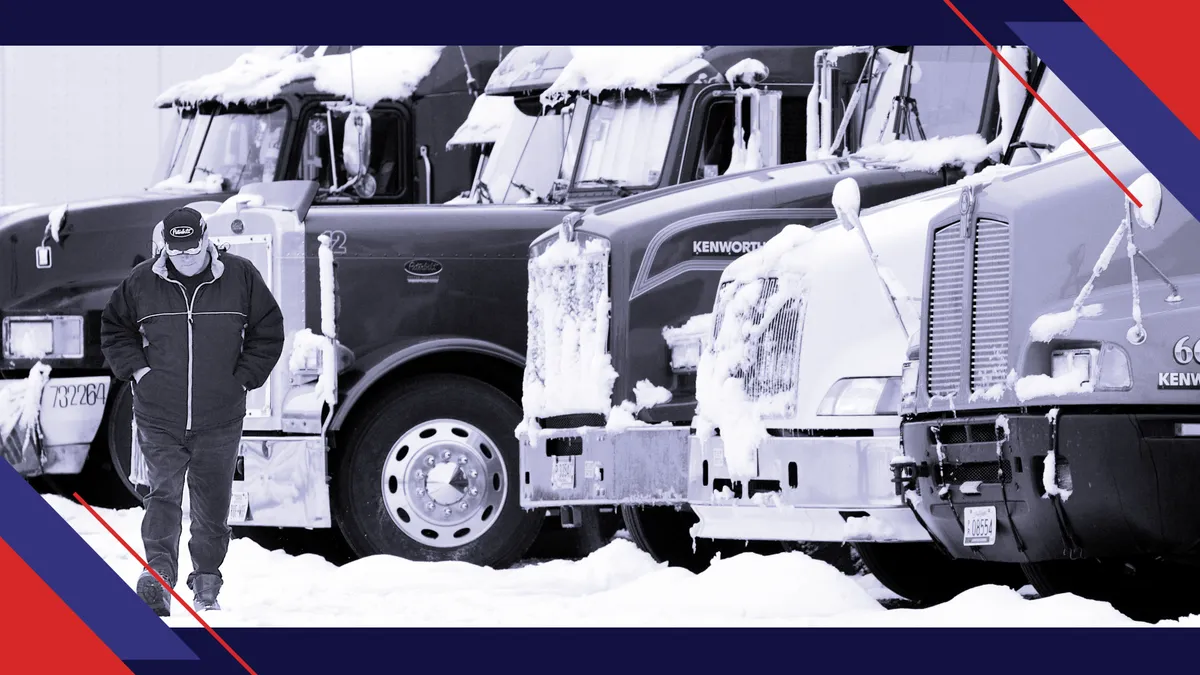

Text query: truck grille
(927, 223), (966, 398)
(709, 277), (804, 419)
(926, 220), (1011, 398)
(970, 221), (1012, 391)
(524, 237), (612, 413)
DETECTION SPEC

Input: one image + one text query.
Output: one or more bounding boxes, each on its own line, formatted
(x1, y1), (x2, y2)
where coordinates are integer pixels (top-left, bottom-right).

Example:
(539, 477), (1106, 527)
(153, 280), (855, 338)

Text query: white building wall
(0, 46), (255, 207)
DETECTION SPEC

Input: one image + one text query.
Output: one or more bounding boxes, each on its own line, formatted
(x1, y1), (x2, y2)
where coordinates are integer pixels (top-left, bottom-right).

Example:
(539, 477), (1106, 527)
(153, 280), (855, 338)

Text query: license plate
(962, 506), (996, 546)
(228, 491), (249, 523)
(551, 459), (575, 490)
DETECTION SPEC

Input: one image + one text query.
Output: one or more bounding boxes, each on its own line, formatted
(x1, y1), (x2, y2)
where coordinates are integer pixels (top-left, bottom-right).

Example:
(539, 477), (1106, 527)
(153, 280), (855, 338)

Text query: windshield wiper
(577, 177), (632, 198)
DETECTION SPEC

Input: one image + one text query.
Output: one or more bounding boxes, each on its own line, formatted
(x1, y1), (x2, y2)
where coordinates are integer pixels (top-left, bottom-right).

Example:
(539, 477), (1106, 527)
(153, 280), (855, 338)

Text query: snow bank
(446, 94), (517, 148)
(523, 236), (616, 426)
(156, 46), (445, 108)
(540, 46), (705, 106)
(51, 492), (1169, 626)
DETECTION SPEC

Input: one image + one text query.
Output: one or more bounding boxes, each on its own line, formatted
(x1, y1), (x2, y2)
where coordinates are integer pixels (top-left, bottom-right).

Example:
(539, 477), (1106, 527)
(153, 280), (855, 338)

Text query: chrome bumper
(519, 425), (690, 508)
(687, 432), (931, 543)
(1, 375), (110, 476)
(228, 436), (331, 528)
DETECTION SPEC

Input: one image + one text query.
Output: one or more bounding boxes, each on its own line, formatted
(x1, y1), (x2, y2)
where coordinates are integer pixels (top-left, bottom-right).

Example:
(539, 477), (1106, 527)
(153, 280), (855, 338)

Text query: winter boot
(136, 569), (172, 617)
(190, 573), (222, 612)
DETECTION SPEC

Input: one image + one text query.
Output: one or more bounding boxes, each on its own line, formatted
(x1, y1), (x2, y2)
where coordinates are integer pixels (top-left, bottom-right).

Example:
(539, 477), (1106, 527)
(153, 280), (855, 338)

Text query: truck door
(686, 83), (813, 182)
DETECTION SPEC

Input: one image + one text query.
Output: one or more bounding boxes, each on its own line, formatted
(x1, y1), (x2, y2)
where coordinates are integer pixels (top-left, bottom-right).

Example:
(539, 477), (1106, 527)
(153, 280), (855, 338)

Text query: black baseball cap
(161, 207), (207, 253)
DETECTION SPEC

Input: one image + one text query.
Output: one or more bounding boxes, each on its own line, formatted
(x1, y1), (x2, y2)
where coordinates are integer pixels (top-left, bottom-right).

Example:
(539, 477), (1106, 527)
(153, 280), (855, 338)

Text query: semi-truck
(688, 58), (1114, 603)
(897, 132), (1200, 618)
(2, 45), (857, 569)
(519, 45), (1029, 571)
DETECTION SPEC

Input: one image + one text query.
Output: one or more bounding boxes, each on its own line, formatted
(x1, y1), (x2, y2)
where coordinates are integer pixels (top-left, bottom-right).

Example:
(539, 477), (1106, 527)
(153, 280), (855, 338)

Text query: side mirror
(341, 106), (375, 197)
(1128, 173), (1163, 228)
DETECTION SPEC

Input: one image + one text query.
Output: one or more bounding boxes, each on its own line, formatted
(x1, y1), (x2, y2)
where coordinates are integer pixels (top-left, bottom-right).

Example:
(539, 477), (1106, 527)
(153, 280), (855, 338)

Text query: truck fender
(330, 336), (524, 430)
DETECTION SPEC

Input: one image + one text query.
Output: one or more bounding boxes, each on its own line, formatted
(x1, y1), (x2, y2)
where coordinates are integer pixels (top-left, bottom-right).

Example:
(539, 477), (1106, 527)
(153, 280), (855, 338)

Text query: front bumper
(519, 425), (690, 507)
(904, 411), (1200, 564)
(1, 375), (110, 476)
(228, 436), (331, 529)
(687, 433), (932, 543)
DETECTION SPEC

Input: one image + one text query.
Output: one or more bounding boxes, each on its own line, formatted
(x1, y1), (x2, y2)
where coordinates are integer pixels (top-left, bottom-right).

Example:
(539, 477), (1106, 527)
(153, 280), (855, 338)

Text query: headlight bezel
(1050, 342), (1132, 392)
(2, 315), (85, 360)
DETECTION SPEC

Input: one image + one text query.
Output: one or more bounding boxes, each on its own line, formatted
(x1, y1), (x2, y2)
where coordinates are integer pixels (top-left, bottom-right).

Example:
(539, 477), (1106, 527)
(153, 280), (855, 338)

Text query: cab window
(298, 105), (409, 201)
(692, 90), (809, 181)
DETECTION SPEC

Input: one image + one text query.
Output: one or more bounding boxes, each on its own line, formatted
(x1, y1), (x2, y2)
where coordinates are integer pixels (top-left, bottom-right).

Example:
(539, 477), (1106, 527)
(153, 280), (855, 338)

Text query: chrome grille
(524, 238), (611, 389)
(709, 277), (804, 418)
(970, 220), (1012, 391)
(926, 223), (966, 397)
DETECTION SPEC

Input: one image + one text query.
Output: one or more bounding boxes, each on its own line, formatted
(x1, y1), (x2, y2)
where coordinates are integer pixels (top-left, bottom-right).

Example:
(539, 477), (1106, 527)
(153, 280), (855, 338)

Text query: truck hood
(0, 189), (235, 312)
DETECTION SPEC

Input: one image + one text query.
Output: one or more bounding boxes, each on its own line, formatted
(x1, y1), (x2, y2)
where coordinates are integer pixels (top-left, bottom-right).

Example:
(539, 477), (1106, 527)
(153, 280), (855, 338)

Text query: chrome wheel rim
(380, 419), (507, 548)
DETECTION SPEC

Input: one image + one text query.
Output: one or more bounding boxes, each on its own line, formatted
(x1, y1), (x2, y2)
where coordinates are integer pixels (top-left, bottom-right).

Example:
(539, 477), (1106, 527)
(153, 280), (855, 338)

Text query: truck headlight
(2, 315), (84, 360)
(818, 376), (902, 416)
(1051, 343), (1131, 391)
(662, 314), (713, 374)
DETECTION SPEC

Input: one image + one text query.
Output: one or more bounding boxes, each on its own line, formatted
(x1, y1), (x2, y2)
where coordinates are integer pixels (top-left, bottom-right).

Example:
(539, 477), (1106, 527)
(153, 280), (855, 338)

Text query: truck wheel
(1021, 559), (1200, 622)
(333, 375), (544, 568)
(854, 542), (1022, 606)
(620, 504), (785, 574)
(71, 382), (146, 509)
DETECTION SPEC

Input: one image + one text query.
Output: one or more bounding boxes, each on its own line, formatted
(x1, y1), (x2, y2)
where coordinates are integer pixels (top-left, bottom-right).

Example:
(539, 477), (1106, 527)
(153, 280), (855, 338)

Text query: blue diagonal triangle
(0, 461), (196, 661)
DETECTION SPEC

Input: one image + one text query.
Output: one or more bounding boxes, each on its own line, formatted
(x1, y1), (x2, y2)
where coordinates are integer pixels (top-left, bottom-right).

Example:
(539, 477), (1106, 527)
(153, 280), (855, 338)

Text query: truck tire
(1021, 559), (1200, 622)
(854, 542), (1023, 606)
(70, 382), (146, 509)
(333, 374), (544, 568)
(620, 504), (785, 574)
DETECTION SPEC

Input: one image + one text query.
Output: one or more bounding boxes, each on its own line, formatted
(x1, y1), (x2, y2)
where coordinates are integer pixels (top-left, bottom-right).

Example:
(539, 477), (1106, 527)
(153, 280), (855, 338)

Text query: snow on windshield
(458, 108), (570, 204)
(156, 46), (445, 108)
(152, 108), (287, 193)
(570, 91), (680, 188)
(539, 46), (704, 106)
(447, 94), (516, 147)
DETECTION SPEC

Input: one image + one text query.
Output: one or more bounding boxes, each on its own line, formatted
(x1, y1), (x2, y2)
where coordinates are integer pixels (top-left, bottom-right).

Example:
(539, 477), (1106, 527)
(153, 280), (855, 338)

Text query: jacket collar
(152, 241), (225, 281)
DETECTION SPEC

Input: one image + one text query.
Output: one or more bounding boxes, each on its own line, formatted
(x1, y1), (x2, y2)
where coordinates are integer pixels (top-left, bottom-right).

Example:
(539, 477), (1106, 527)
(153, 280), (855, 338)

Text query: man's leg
(184, 418), (243, 605)
(136, 419), (190, 616)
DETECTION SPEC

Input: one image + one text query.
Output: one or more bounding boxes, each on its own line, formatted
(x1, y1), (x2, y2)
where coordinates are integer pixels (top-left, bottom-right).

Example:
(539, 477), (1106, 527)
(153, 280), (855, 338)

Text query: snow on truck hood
(539, 46), (708, 105)
(155, 46), (446, 108)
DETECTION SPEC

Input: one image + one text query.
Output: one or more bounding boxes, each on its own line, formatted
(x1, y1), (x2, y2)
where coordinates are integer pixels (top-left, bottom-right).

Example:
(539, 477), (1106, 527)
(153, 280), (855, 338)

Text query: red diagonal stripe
(0, 534), (133, 674)
(1065, 0), (1200, 142)
(75, 493), (258, 675)
(944, 0), (1142, 207)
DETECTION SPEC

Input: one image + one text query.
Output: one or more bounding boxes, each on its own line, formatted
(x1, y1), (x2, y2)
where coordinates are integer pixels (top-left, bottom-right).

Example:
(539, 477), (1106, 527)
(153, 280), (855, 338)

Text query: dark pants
(137, 416), (243, 591)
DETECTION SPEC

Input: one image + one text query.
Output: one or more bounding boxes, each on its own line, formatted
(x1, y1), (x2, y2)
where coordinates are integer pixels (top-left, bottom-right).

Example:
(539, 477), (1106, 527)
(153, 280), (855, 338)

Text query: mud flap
(0, 364), (52, 475)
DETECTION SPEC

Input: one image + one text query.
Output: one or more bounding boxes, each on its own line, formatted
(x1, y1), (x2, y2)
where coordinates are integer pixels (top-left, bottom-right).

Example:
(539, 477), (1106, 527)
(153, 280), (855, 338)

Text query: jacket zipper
(169, 277), (217, 432)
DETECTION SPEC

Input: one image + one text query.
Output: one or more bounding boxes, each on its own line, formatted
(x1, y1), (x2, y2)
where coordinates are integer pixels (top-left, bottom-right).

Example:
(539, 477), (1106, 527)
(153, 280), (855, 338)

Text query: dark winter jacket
(100, 244), (285, 433)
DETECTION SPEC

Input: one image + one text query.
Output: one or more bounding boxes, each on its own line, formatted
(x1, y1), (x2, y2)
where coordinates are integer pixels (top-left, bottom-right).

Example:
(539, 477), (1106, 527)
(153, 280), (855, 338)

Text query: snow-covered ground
(48, 495), (1198, 628)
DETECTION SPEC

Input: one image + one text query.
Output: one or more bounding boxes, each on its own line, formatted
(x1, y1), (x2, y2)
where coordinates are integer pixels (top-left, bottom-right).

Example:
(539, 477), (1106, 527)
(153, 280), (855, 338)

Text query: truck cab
(687, 54), (1120, 602)
(0, 45), (502, 502)
(898, 97), (1200, 618)
(518, 45), (1029, 572)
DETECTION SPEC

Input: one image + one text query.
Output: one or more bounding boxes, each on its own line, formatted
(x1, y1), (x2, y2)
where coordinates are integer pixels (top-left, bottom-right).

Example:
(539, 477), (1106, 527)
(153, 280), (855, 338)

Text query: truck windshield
(476, 111), (569, 204)
(565, 90), (681, 191)
(152, 107), (288, 193)
(1009, 70), (1105, 163)
(856, 46), (994, 147)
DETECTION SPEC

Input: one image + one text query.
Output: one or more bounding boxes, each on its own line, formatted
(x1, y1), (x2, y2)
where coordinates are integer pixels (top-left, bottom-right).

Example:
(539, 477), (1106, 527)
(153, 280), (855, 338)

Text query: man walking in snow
(100, 207), (284, 616)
